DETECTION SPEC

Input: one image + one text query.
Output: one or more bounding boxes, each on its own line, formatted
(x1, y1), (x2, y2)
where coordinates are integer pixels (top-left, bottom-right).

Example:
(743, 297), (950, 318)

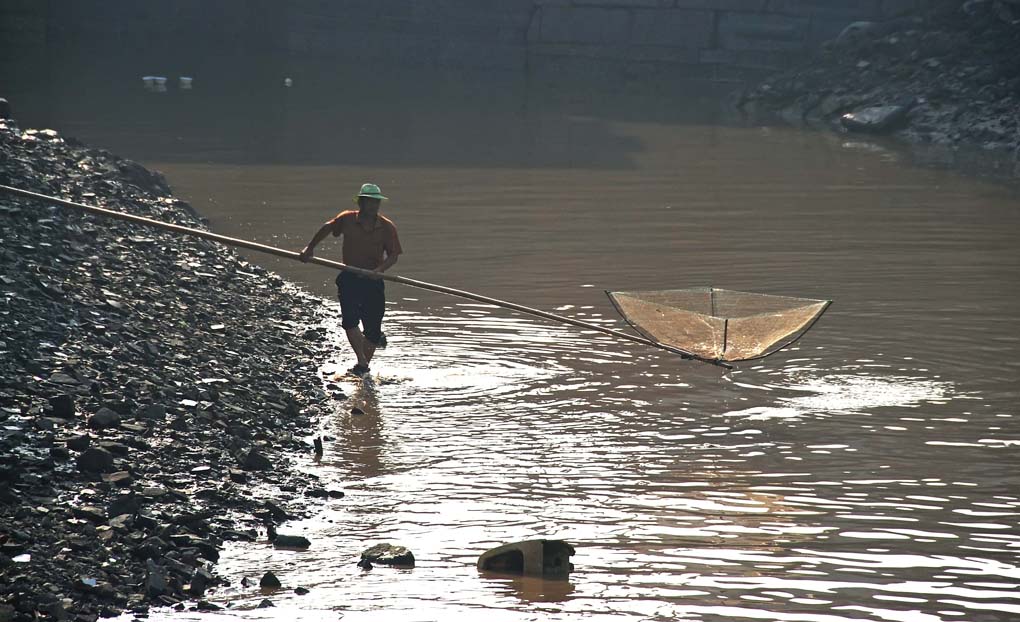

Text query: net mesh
(606, 288), (830, 362)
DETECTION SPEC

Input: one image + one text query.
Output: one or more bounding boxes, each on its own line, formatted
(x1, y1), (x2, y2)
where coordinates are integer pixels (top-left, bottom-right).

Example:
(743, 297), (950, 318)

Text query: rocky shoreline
(737, 0), (1020, 176)
(0, 116), (345, 620)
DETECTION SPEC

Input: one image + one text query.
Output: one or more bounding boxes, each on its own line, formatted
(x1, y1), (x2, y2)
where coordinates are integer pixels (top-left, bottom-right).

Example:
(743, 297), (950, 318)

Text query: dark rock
(228, 468), (248, 484)
(189, 567), (214, 597)
(360, 543), (415, 568)
(196, 601), (221, 611)
(97, 440), (130, 456)
(66, 434), (90, 451)
(239, 449), (271, 471)
(76, 447), (114, 473)
(134, 536), (170, 560)
(108, 493), (140, 517)
(108, 513), (134, 530)
(72, 505), (107, 523)
(138, 403), (166, 421)
(48, 394), (75, 418)
(259, 571), (281, 589)
(88, 407), (121, 430)
(257, 599), (274, 608)
(294, 587), (309, 595)
(272, 534), (310, 549)
(264, 501), (292, 522)
(144, 559), (169, 597)
(101, 471), (133, 487)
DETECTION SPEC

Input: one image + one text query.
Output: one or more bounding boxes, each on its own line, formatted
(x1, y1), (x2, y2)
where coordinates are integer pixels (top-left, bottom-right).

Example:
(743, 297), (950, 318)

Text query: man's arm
(373, 251), (399, 276)
(299, 222), (334, 262)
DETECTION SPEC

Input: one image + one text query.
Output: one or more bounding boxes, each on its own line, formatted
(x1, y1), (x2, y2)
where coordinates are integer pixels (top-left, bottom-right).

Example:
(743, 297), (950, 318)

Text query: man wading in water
(299, 183), (402, 376)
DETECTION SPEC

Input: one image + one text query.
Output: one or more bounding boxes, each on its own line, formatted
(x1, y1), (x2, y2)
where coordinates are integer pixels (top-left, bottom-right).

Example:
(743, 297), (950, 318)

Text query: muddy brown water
(12, 67), (1020, 620)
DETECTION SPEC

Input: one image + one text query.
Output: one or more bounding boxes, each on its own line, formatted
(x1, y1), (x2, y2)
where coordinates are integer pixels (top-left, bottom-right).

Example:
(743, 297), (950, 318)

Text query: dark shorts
(336, 271), (385, 343)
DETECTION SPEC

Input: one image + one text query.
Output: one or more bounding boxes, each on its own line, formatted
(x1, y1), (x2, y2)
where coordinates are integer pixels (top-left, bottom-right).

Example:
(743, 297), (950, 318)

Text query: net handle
(0, 183), (734, 369)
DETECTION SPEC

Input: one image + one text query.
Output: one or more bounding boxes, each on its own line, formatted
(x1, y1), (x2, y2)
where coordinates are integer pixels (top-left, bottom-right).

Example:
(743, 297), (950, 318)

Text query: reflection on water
(18, 61), (1020, 620)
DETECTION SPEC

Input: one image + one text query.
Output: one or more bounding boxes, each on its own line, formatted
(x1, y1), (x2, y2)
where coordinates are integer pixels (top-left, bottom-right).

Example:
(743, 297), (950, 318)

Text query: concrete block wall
(525, 0), (939, 83)
(0, 0), (943, 90)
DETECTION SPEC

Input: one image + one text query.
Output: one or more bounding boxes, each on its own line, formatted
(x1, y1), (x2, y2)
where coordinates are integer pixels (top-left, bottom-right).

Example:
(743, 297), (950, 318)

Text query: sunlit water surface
(13, 68), (1020, 621)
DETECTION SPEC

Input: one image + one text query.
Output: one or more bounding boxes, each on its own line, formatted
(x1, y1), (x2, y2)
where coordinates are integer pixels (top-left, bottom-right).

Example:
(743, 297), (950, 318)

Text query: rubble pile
(0, 116), (341, 620)
(738, 0), (1020, 159)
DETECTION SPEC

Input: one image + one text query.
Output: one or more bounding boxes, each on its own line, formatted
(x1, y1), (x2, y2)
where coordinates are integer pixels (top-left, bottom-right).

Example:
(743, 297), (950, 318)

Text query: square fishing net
(606, 288), (831, 363)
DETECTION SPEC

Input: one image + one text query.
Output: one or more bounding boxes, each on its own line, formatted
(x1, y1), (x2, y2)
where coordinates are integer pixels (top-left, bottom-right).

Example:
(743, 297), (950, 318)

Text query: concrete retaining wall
(1, 0), (942, 88)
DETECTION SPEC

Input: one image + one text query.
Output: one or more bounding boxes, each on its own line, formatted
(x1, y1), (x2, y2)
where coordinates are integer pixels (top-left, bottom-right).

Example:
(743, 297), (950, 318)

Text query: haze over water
(15, 66), (1020, 621)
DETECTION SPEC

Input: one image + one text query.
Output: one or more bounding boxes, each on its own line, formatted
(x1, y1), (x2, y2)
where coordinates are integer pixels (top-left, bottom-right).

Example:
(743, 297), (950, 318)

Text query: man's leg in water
(344, 327), (370, 367)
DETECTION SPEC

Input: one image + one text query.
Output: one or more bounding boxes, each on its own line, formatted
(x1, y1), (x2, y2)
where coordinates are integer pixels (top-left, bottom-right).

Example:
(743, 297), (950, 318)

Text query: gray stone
(72, 505), (107, 523)
(841, 103), (912, 133)
(108, 513), (134, 530)
(360, 543), (415, 567)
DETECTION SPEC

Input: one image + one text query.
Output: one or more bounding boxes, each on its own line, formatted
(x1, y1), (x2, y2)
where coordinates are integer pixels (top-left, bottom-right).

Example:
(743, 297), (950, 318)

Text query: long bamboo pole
(0, 184), (731, 369)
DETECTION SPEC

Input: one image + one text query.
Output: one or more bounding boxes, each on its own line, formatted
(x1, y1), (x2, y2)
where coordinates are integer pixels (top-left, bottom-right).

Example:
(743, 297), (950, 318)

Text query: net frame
(606, 287), (831, 363)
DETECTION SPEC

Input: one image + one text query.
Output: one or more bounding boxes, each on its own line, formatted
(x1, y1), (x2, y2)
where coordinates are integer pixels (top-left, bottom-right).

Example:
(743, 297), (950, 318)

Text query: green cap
(354, 182), (387, 203)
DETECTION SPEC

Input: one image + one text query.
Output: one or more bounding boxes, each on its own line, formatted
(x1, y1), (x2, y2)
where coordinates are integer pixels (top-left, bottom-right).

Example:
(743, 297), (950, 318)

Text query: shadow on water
(9, 50), (742, 170)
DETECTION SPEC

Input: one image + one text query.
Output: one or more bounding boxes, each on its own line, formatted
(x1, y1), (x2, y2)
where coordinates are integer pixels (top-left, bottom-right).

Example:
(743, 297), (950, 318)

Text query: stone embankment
(737, 0), (1020, 164)
(0, 116), (343, 619)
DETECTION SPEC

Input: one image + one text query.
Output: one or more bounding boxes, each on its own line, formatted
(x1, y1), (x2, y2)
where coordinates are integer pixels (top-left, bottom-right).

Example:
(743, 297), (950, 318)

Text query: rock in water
(360, 543), (415, 568)
(272, 534), (311, 549)
(841, 104), (912, 133)
(259, 571), (281, 589)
